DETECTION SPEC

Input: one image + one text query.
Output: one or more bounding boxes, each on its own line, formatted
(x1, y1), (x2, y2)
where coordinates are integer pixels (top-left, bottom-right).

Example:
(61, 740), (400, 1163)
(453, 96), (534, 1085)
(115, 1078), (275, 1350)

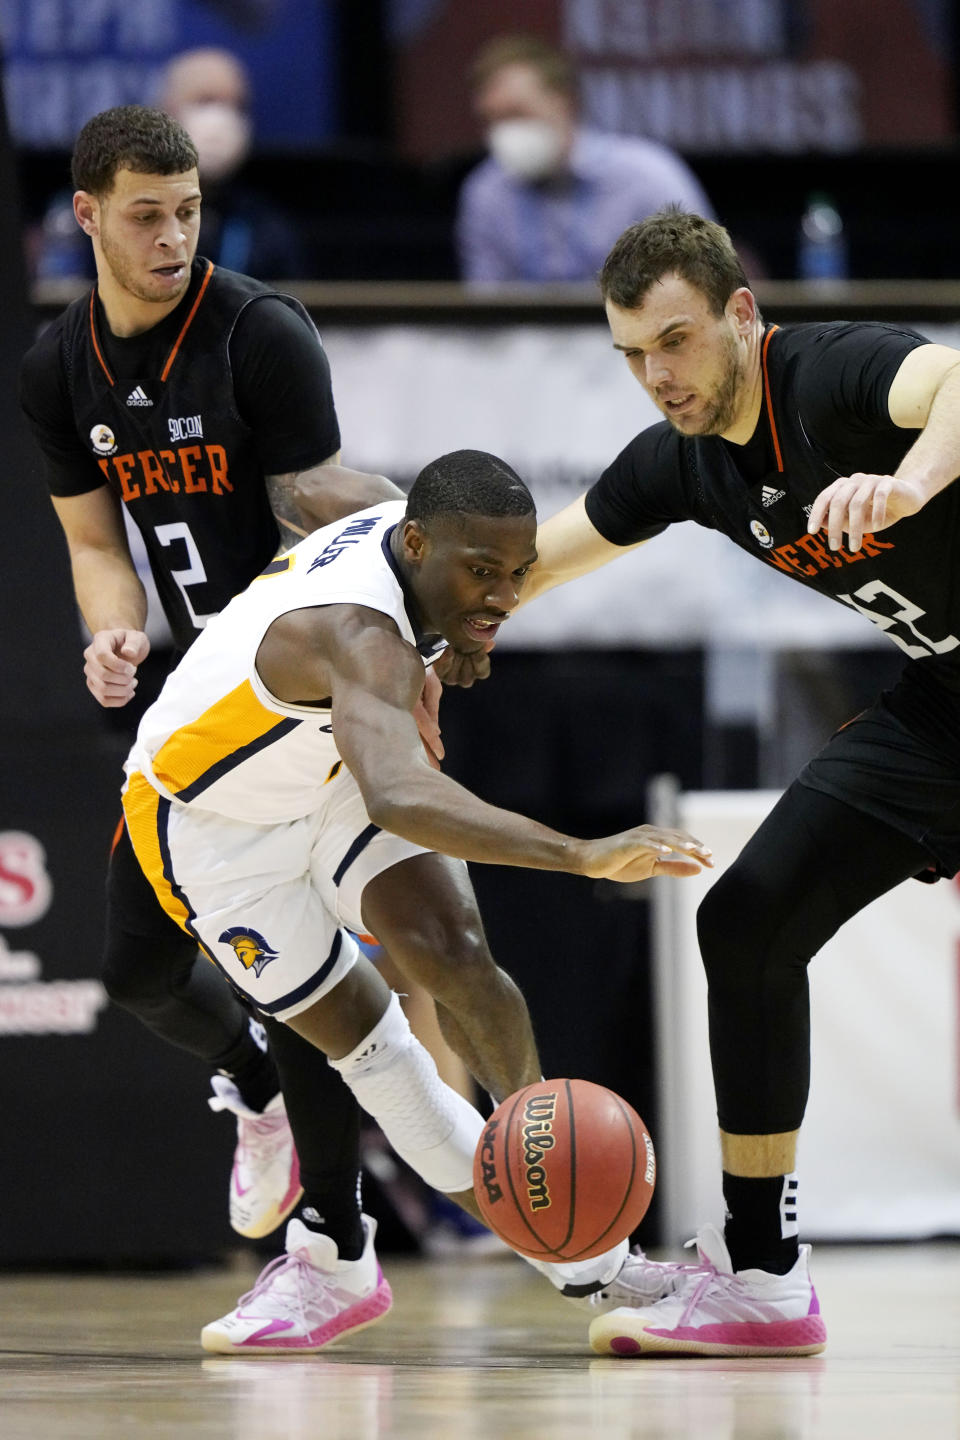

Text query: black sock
(262, 1015), (364, 1257)
(216, 1017), (280, 1114)
(259, 1016), (364, 1257)
(722, 1171), (800, 1275)
(298, 1169), (364, 1261)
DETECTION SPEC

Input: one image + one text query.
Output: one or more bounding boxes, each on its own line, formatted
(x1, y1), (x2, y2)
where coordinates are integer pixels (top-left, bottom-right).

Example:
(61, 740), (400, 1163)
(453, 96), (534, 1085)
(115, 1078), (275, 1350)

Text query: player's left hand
(413, 667), (444, 769)
(578, 825), (714, 883)
(807, 473), (927, 553)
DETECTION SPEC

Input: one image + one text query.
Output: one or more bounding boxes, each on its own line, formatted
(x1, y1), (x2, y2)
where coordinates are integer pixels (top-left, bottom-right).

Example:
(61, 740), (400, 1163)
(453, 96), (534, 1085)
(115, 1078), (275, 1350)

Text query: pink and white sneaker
(208, 1077), (302, 1239)
(589, 1223), (827, 1357)
(563, 1246), (709, 1316)
(201, 1216), (392, 1354)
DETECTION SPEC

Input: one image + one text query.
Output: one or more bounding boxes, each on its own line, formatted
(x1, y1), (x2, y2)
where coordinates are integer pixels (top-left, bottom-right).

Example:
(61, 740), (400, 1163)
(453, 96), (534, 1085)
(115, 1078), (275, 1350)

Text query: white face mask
(179, 102), (252, 183)
(486, 118), (566, 182)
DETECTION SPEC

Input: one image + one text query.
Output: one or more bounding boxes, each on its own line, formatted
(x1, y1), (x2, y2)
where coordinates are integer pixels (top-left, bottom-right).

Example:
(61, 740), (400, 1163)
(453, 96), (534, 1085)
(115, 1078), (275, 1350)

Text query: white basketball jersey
(127, 502), (445, 823)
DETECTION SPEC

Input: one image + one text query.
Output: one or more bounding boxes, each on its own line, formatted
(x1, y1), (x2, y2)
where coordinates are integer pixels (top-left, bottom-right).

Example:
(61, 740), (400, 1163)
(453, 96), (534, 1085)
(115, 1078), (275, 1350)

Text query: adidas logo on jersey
(126, 385), (153, 407)
(761, 485), (786, 507)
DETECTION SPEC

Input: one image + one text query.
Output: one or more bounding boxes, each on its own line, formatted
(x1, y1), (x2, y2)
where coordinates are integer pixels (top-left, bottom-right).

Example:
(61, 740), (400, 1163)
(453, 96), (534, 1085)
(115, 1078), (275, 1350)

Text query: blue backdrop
(1, 0), (338, 148)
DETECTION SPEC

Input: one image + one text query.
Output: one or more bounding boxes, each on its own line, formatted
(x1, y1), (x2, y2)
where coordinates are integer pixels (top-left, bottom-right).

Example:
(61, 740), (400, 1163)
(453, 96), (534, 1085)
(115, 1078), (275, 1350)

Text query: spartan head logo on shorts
(219, 926), (279, 977)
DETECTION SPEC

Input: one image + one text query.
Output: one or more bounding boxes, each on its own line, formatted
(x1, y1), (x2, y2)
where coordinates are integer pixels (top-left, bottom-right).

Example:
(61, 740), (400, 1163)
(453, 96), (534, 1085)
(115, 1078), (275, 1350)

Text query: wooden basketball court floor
(2, 1240), (958, 1439)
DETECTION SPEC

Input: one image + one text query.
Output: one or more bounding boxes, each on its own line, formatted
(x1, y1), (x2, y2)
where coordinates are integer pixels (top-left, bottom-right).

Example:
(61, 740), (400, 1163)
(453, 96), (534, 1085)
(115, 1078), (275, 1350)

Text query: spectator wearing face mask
(455, 35), (713, 284)
(34, 48), (306, 282)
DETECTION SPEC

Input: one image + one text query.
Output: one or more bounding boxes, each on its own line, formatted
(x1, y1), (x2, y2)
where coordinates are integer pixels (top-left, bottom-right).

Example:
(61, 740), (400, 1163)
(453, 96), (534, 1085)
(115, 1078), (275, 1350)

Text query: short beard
(666, 331), (745, 437)
(99, 226), (190, 307)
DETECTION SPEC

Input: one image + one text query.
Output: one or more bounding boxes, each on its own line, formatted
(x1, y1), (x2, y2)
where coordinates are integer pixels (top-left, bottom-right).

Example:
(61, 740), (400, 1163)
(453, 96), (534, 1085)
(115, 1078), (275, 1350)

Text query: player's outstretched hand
(83, 628), (150, 708)
(807, 473), (926, 553)
(578, 825), (713, 883)
(434, 639), (495, 688)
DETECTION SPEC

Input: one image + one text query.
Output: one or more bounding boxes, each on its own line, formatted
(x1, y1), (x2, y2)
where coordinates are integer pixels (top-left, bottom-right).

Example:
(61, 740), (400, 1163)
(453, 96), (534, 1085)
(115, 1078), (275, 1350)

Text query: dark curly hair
(72, 106), (198, 197)
(406, 450), (534, 526)
(600, 208), (755, 318)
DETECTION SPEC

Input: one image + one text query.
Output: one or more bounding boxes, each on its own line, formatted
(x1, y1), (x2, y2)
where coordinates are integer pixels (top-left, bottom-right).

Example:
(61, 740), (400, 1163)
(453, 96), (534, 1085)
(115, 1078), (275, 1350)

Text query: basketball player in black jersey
(18, 106), (451, 1343)
(524, 209), (960, 1358)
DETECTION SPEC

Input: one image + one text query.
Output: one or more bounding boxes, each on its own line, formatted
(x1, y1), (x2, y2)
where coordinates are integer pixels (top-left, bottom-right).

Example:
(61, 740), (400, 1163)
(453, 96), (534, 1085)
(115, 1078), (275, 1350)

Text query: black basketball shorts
(798, 683), (960, 879)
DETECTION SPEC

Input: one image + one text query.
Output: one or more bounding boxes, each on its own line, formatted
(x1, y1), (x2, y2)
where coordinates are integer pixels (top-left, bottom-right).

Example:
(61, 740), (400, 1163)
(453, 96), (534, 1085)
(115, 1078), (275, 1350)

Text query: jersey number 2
(154, 522), (216, 630)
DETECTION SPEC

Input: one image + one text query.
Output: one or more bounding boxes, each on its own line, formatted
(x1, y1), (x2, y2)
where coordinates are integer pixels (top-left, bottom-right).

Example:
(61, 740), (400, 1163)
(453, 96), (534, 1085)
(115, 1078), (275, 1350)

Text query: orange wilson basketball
(473, 1078), (656, 1261)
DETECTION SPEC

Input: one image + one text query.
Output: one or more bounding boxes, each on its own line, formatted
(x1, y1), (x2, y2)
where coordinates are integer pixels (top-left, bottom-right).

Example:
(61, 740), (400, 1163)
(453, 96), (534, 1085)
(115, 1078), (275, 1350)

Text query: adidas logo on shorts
(126, 386), (153, 407)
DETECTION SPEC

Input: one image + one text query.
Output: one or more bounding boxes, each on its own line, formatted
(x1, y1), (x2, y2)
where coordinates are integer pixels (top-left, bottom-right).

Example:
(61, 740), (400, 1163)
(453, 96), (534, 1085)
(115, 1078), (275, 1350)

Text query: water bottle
(797, 193), (848, 280)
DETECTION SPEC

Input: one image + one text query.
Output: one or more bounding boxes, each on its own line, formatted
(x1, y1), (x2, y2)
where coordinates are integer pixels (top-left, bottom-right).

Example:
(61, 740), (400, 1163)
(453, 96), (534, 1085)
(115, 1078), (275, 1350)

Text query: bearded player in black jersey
(522, 209), (960, 1358)
(18, 106), (464, 1352)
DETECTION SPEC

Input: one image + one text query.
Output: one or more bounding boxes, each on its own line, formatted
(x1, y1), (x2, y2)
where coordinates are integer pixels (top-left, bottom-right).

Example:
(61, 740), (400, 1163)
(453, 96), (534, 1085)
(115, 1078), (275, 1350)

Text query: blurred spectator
(456, 35), (713, 284)
(35, 48), (306, 282)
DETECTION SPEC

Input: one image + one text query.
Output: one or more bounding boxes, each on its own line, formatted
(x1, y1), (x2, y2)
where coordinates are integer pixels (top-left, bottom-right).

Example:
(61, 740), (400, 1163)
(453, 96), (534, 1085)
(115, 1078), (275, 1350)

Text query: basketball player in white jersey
(122, 448), (712, 1351)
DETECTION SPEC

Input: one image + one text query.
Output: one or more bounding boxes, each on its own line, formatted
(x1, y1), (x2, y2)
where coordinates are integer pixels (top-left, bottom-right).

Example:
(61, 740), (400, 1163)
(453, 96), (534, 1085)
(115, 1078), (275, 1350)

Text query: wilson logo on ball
(522, 1090), (557, 1212)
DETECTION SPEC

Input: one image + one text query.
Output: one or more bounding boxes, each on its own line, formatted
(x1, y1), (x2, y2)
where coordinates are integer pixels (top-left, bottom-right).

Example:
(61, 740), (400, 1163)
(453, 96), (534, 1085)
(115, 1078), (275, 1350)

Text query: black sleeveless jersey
(586, 321), (960, 700)
(24, 259), (336, 651)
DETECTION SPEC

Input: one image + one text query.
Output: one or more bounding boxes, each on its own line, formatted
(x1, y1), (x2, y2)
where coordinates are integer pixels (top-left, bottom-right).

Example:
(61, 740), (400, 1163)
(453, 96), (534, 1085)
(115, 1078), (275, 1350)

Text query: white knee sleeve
(330, 991), (483, 1194)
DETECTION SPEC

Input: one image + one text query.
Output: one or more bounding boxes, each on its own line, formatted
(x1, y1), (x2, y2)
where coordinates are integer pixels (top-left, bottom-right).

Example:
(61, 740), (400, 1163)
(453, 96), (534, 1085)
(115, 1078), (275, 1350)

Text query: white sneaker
(562, 1246), (707, 1315)
(201, 1216), (392, 1354)
(208, 1076), (302, 1239)
(589, 1223), (827, 1357)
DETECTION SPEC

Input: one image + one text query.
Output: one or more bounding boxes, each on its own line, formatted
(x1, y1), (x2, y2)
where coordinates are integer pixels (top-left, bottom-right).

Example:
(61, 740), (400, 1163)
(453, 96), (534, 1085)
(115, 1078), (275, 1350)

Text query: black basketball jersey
(586, 321), (960, 696)
(27, 259), (333, 651)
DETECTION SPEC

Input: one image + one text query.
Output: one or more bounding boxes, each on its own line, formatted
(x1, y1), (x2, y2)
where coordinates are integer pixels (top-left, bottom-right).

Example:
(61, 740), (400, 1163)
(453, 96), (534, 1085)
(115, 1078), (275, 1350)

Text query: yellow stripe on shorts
(122, 771), (192, 935)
